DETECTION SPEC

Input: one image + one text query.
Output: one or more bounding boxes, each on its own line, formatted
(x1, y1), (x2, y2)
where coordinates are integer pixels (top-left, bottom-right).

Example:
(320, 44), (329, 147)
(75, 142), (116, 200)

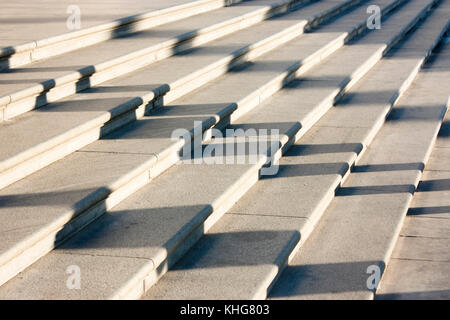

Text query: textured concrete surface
(376, 112), (450, 300)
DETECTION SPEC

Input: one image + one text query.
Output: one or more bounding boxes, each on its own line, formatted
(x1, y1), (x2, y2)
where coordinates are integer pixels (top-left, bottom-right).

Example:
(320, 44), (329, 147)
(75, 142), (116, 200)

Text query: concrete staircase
(0, 0), (448, 299)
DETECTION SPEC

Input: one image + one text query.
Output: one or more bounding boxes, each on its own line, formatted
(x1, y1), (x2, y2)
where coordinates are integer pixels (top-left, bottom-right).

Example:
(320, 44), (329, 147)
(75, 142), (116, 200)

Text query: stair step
(268, 10), (450, 300)
(0, 0), (241, 69)
(0, 0), (368, 190)
(143, 0), (449, 300)
(0, 0), (442, 299)
(0, 0), (316, 120)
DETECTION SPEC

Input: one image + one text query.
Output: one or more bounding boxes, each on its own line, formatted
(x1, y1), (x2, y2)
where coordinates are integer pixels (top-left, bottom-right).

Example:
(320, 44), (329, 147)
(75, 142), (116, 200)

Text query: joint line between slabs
(391, 257), (450, 263)
(226, 211), (310, 220)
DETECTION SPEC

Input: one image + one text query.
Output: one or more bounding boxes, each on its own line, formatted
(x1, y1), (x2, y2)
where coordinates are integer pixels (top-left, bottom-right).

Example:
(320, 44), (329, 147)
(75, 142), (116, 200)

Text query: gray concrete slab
(400, 216), (450, 238)
(145, 214), (303, 300)
(0, 252), (153, 300)
(435, 117), (450, 148)
(376, 259), (450, 299)
(392, 236), (450, 261)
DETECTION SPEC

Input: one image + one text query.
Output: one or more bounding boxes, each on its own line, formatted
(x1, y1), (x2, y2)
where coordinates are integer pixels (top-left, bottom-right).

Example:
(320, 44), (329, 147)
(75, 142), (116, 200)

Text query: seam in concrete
(423, 168), (450, 172)
(76, 150), (159, 157)
(226, 211), (310, 220)
(407, 216), (450, 221)
(53, 251), (153, 262)
(314, 124), (373, 129)
(408, 216), (450, 220)
(391, 257), (450, 263)
(400, 234), (450, 240)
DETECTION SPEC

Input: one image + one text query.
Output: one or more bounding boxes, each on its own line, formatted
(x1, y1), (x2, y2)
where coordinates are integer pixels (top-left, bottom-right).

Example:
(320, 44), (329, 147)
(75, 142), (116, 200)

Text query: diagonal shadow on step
(0, 48), (12, 72)
(337, 183), (416, 196)
(438, 120), (450, 138)
(263, 162), (351, 179)
(0, 187), (110, 209)
(269, 260), (384, 298)
(416, 178), (450, 192)
(154, 228), (302, 273)
(56, 205), (214, 253)
(408, 206), (450, 216)
(284, 143), (364, 156)
(388, 106), (448, 122)
(352, 162), (425, 172)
